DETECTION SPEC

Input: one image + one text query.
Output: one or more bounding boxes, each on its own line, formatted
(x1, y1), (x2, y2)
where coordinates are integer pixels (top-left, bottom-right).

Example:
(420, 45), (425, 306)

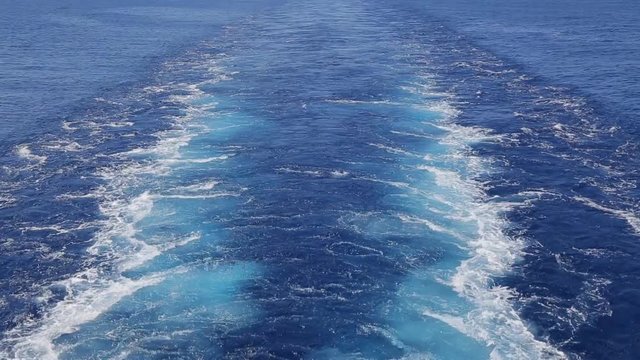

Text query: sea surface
(1, 0), (639, 359)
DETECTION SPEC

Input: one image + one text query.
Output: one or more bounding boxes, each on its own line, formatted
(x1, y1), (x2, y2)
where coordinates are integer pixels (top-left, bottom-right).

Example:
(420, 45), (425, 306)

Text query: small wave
(357, 176), (419, 193)
(574, 196), (640, 235)
(277, 167), (323, 177)
(358, 324), (406, 350)
(368, 143), (419, 157)
(277, 167), (350, 178)
(172, 180), (220, 192)
(327, 241), (384, 257)
(160, 155), (231, 164)
(124, 132), (192, 158)
(0, 194), (17, 208)
(41, 140), (90, 152)
(400, 83), (454, 99)
(448, 195), (567, 360)
(405, 75), (567, 358)
(422, 310), (467, 335)
(433, 123), (504, 145)
(396, 213), (460, 238)
(21, 223), (95, 235)
(426, 100), (462, 120)
(325, 99), (407, 106)
(157, 193), (239, 200)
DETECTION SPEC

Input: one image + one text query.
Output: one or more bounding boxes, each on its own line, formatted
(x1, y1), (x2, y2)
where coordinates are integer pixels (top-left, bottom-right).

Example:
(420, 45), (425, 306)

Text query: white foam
(400, 83), (453, 99)
(437, 160), (566, 359)
(422, 309), (467, 334)
(41, 140), (90, 152)
(326, 99), (406, 106)
(450, 200), (567, 359)
(277, 167), (323, 177)
(330, 170), (349, 178)
(21, 223), (94, 235)
(396, 213), (460, 238)
(15, 145), (47, 164)
(172, 180), (220, 192)
(417, 165), (481, 195)
(3, 56), (235, 358)
(6, 273), (167, 360)
(118, 233), (200, 272)
(327, 241), (384, 257)
(551, 123), (578, 142)
(103, 121), (135, 128)
(434, 123), (504, 145)
(426, 100), (462, 120)
(402, 77), (567, 358)
(357, 176), (425, 195)
(61, 121), (77, 131)
(160, 155), (230, 164)
(418, 139), (565, 358)
(157, 193), (239, 200)
(359, 324), (406, 350)
(390, 130), (438, 140)
(0, 194), (17, 208)
(55, 192), (100, 200)
(125, 132), (192, 159)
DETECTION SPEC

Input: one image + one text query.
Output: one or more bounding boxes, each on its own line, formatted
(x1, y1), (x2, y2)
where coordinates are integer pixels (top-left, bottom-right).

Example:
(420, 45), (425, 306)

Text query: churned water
(1, 0), (638, 359)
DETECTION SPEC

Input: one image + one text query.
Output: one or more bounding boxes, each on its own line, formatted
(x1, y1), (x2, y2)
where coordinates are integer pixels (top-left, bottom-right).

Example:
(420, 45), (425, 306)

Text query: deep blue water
(1, 0), (639, 359)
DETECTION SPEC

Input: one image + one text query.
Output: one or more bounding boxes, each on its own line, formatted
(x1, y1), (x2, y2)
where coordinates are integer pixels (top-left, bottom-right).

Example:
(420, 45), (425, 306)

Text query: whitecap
(330, 170), (349, 177)
(15, 145), (47, 164)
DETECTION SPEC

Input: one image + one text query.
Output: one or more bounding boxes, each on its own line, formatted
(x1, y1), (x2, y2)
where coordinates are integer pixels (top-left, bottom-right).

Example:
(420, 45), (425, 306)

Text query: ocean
(0, 0), (638, 359)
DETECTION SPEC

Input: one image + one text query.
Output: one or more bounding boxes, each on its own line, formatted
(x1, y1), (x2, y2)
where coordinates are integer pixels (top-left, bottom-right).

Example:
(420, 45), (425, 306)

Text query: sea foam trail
(409, 77), (567, 359)
(0, 57), (232, 359)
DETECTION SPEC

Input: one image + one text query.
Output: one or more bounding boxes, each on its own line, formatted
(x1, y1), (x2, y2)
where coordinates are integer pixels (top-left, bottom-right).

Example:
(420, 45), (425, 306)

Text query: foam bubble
(368, 143), (419, 157)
